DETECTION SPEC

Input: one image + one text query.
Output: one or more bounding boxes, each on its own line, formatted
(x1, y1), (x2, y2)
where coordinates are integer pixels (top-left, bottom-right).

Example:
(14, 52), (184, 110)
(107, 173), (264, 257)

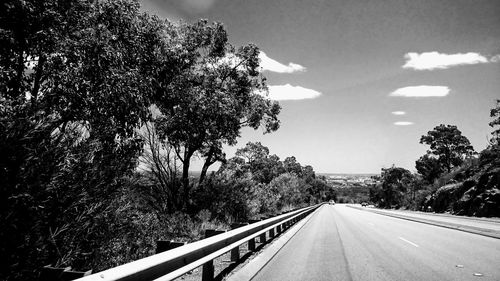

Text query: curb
(347, 205), (500, 239)
(227, 205), (322, 281)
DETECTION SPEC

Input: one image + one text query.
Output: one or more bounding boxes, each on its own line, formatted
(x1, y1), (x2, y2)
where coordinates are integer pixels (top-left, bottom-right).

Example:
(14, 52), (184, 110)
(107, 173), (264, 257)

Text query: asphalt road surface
(251, 204), (500, 281)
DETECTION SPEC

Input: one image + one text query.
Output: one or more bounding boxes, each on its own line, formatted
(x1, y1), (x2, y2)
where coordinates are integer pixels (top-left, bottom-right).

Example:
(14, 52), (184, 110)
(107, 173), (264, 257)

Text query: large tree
(155, 21), (280, 203)
(419, 124), (475, 173)
(379, 166), (413, 208)
(0, 0), (172, 278)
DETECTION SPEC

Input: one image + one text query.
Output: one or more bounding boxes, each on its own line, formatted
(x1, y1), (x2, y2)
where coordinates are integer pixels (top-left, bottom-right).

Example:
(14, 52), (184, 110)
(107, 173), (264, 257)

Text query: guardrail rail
(75, 203), (323, 281)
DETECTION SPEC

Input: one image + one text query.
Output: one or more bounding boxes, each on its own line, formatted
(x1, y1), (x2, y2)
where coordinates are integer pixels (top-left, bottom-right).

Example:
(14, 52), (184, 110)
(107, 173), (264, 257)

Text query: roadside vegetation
(0, 1), (334, 280)
(369, 100), (500, 218)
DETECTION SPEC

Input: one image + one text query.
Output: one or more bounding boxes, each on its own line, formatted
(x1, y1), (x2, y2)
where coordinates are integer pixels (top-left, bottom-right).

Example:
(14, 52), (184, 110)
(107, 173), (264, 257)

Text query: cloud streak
(391, 111), (406, 115)
(263, 84), (321, 101)
(402, 52), (494, 70)
(390, 86), (450, 98)
(259, 51), (306, 73)
(394, 121), (414, 126)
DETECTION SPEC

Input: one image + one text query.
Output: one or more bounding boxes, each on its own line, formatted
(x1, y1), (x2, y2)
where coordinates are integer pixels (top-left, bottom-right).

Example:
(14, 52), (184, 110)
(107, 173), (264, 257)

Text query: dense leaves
(1, 2), (287, 279)
(419, 124), (475, 173)
(369, 166), (413, 208)
(415, 154), (443, 183)
(153, 20), (281, 206)
(212, 142), (333, 215)
(0, 0), (179, 279)
(490, 99), (500, 145)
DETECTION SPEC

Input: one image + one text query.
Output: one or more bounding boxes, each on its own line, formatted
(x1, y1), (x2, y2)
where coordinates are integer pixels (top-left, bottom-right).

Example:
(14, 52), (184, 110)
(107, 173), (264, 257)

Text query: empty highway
(250, 204), (500, 281)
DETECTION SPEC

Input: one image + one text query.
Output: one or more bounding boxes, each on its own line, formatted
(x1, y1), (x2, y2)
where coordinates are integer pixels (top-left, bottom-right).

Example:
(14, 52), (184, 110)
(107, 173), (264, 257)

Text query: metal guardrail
(75, 203), (323, 281)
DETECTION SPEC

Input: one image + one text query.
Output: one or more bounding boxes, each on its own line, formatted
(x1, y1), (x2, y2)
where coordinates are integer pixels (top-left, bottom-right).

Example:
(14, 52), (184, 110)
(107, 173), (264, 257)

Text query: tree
(0, 0), (172, 278)
(154, 21), (280, 205)
(379, 166), (413, 208)
(138, 121), (183, 213)
(268, 173), (302, 210)
(235, 141), (270, 163)
(283, 156), (303, 177)
(232, 141), (284, 183)
(415, 154), (443, 183)
(489, 99), (500, 145)
(419, 124), (475, 173)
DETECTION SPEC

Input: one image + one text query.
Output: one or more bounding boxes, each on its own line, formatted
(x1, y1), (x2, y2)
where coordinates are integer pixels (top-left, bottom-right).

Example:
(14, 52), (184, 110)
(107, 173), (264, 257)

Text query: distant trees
(419, 124), (475, 173)
(369, 105), (499, 216)
(215, 141), (333, 215)
(369, 166), (413, 208)
(233, 141), (284, 183)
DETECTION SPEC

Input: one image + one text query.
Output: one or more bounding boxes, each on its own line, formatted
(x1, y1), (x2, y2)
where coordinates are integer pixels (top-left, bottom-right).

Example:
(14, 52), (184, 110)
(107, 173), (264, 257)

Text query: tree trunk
(199, 148), (214, 185)
(181, 147), (194, 209)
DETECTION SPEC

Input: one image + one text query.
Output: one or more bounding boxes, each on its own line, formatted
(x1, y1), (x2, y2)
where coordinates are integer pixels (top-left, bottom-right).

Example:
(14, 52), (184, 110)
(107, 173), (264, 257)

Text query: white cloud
(394, 121), (414, 126)
(391, 111), (406, 115)
(390, 86), (450, 98)
(263, 84), (321, 101)
(259, 51), (306, 73)
(403, 52), (490, 70)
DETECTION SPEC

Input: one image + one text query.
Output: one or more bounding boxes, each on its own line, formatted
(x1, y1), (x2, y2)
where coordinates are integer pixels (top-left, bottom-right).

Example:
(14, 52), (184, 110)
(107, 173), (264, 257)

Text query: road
(251, 204), (500, 281)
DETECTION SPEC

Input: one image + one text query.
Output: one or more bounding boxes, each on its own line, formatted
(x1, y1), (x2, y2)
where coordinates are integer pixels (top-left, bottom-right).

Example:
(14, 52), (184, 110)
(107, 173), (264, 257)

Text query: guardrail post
(156, 241), (186, 254)
(248, 237), (256, 251)
(259, 231), (267, 244)
(247, 220), (259, 251)
(277, 224), (282, 234)
(202, 229), (225, 281)
(230, 223), (247, 261)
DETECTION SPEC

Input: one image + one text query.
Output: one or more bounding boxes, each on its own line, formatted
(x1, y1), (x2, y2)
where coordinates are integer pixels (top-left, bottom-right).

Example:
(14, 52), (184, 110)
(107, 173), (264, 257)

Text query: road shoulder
(226, 205), (322, 281)
(347, 205), (500, 239)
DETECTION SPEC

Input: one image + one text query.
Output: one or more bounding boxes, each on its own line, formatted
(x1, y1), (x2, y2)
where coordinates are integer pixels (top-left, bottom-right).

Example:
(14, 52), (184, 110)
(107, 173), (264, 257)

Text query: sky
(140, 0), (500, 174)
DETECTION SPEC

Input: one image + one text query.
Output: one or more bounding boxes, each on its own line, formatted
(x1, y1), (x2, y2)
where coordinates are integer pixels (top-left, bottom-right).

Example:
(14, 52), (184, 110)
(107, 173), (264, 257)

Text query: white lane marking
(368, 222), (375, 226)
(398, 237), (419, 247)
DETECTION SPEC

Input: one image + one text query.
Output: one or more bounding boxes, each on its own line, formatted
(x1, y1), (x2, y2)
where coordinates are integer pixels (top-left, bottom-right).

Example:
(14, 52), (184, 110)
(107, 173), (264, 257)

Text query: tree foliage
(370, 166), (413, 208)
(419, 124), (475, 173)
(217, 142), (332, 214)
(415, 154), (443, 184)
(490, 99), (500, 145)
(0, 0), (172, 279)
(232, 141), (284, 183)
(0, 1), (326, 279)
(153, 20), (280, 205)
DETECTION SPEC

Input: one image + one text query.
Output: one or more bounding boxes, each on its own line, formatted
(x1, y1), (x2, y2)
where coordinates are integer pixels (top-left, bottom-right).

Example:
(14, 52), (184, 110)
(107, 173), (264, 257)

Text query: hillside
(424, 145), (500, 217)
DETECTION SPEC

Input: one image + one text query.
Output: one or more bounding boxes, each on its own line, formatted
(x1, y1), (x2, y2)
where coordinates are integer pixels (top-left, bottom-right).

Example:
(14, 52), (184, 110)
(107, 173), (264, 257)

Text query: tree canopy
(489, 99), (500, 145)
(373, 166), (413, 208)
(153, 20), (280, 202)
(419, 124), (475, 173)
(0, 0), (179, 278)
(415, 153), (443, 183)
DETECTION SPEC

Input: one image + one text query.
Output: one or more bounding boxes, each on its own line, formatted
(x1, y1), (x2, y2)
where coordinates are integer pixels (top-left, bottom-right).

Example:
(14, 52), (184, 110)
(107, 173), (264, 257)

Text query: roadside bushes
(193, 174), (260, 222)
